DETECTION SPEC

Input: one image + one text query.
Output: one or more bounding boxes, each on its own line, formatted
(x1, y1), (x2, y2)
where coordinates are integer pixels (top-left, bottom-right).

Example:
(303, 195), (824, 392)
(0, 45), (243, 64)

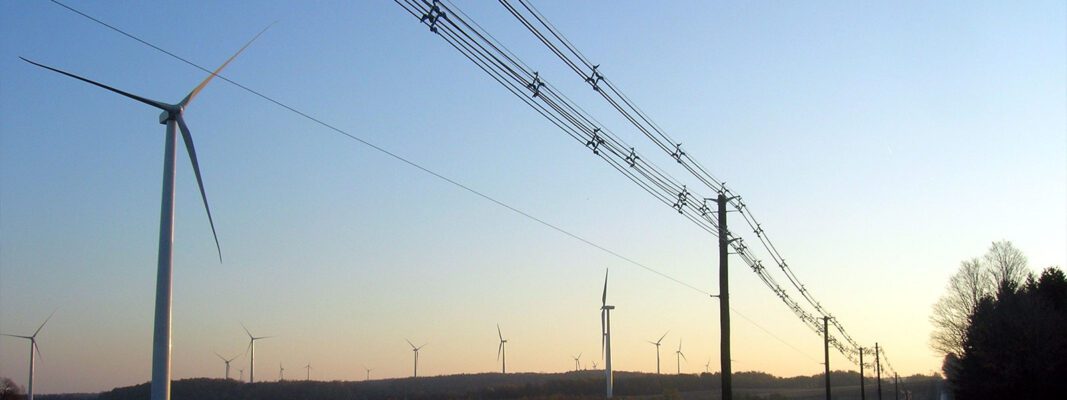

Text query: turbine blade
(1, 334), (32, 339)
(680, 352), (687, 361)
(215, 351), (226, 361)
(33, 309), (58, 338)
(176, 116), (222, 262)
(497, 342), (502, 361)
(658, 330), (669, 344)
(21, 57), (170, 111)
(33, 341), (43, 361)
(602, 269), (609, 305)
(405, 338), (415, 349)
(497, 324), (503, 341)
(179, 23), (273, 108)
(241, 323), (253, 338)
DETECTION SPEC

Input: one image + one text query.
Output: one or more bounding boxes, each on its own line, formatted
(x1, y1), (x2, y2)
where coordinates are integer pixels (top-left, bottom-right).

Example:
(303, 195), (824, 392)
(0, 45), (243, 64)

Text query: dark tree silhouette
(0, 377), (21, 400)
(930, 241), (1029, 357)
(952, 267), (1067, 399)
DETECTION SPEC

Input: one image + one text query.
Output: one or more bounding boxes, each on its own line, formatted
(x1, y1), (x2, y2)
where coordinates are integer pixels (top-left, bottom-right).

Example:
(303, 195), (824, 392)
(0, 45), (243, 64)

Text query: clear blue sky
(1, 0), (1064, 393)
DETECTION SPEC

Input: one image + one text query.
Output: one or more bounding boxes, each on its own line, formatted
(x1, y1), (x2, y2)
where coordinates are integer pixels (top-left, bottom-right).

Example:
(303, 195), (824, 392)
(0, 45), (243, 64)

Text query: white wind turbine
(496, 324), (508, 374)
(238, 369), (244, 382)
(213, 351), (242, 380)
(364, 366), (372, 381)
(0, 311), (56, 400)
(279, 363), (284, 381)
(571, 353), (582, 372)
(600, 269), (615, 398)
(406, 339), (427, 378)
(304, 363), (312, 381)
(675, 339), (687, 374)
(242, 324), (272, 383)
(20, 25), (270, 400)
(647, 330), (669, 374)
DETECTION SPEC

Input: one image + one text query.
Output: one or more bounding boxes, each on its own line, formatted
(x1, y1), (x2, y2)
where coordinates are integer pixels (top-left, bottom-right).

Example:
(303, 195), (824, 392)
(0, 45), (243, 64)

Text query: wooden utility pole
(876, 343), (882, 400)
(894, 373), (900, 400)
(859, 347), (866, 400)
(823, 316), (831, 400)
(716, 193), (733, 400)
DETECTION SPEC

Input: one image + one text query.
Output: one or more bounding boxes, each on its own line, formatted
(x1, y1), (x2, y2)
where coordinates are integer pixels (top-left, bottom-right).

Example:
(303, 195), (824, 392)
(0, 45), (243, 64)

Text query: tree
(0, 377), (21, 400)
(984, 240), (1029, 294)
(952, 266), (1067, 399)
(929, 241), (1029, 357)
(930, 258), (990, 356)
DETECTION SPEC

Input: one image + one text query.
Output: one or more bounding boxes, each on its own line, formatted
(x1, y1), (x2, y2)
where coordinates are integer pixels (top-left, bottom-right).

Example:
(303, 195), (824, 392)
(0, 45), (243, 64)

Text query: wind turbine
(705, 359), (711, 374)
(675, 339), (687, 374)
(572, 353), (582, 372)
(213, 351), (242, 380)
(497, 324), (508, 374)
(364, 366), (372, 381)
(591, 361), (598, 369)
(279, 363), (284, 381)
(600, 269), (615, 398)
(21, 25), (270, 400)
(406, 339), (427, 378)
(238, 369), (244, 382)
(0, 311), (55, 400)
(242, 324), (272, 383)
(304, 363), (312, 381)
(648, 330), (669, 374)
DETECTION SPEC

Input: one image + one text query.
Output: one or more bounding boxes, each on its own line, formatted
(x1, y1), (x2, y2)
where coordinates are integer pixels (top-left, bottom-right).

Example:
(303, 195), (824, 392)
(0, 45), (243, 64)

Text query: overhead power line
(43, 0), (845, 369)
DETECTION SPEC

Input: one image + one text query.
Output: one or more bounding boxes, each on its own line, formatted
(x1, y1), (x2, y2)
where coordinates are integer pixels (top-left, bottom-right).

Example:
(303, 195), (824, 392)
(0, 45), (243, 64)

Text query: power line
(42, 0), (842, 369)
(497, 0), (880, 365)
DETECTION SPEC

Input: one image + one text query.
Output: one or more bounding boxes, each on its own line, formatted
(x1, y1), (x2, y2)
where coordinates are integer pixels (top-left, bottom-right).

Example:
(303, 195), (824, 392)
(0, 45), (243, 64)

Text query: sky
(1, 0), (1064, 394)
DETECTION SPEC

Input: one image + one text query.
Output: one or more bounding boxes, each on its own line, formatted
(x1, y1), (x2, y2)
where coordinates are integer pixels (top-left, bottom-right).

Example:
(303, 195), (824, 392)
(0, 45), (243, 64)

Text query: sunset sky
(1, 0), (1064, 394)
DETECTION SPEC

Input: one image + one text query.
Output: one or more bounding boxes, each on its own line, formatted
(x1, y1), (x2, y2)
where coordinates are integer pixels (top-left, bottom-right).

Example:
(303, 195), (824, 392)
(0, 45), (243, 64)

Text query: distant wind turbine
(600, 269), (615, 398)
(648, 330), (669, 374)
(675, 339), (687, 374)
(572, 353), (582, 372)
(497, 324), (508, 374)
(0, 310), (56, 400)
(304, 363), (312, 381)
(238, 369), (244, 382)
(406, 339), (427, 378)
(279, 363), (284, 381)
(20, 25), (270, 400)
(591, 361), (598, 369)
(705, 359), (711, 374)
(213, 351), (242, 380)
(364, 366), (372, 381)
(242, 324), (272, 383)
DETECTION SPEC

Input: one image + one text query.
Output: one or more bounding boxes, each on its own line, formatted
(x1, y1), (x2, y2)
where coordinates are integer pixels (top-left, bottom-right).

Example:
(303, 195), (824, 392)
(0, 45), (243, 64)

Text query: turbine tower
(572, 353), (582, 372)
(20, 25), (270, 400)
(304, 363), (312, 381)
(497, 324), (508, 374)
(238, 369), (244, 382)
(279, 363), (284, 381)
(406, 339), (426, 378)
(242, 324), (272, 383)
(600, 269), (615, 398)
(648, 330), (669, 374)
(214, 351), (241, 380)
(675, 339), (687, 374)
(0, 311), (55, 400)
(364, 366), (372, 381)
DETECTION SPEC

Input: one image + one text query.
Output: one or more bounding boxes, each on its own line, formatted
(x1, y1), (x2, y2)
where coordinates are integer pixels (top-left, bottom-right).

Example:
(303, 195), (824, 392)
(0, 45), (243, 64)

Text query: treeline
(943, 267), (1067, 399)
(87, 370), (940, 400)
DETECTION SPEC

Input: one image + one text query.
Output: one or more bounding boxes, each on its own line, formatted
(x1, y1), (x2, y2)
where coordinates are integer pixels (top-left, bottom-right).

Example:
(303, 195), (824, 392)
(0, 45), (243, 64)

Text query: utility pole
(823, 316), (831, 400)
(876, 343), (882, 400)
(716, 193), (734, 400)
(859, 347), (866, 400)
(894, 373), (900, 400)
